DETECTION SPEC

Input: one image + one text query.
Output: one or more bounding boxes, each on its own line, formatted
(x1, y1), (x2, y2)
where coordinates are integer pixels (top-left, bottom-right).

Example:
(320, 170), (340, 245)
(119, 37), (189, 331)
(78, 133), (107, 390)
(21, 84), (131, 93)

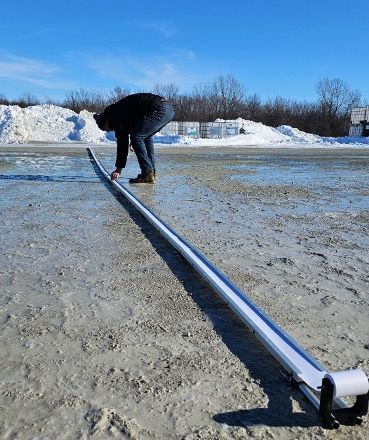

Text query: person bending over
(93, 93), (175, 183)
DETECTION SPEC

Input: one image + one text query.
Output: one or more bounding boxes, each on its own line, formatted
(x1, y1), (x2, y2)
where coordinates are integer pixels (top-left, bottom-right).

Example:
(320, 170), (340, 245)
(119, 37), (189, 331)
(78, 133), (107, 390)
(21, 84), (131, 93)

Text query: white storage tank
(159, 121), (178, 135)
(200, 122), (226, 138)
(224, 121), (240, 136)
(349, 125), (364, 137)
(349, 106), (369, 137)
(350, 106), (369, 124)
(178, 122), (200, 138)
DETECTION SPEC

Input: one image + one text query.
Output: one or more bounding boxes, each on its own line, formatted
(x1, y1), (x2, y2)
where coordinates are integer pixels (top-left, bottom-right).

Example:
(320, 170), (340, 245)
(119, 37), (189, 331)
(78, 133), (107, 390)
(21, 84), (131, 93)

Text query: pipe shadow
(88, 153), (320, 429)
(0, 174), (99, 183)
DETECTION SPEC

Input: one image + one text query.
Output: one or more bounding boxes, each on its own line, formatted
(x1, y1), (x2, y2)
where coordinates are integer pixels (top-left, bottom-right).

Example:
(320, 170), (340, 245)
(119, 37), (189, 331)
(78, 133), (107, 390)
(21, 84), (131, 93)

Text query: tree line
(0, 75), (364, 137)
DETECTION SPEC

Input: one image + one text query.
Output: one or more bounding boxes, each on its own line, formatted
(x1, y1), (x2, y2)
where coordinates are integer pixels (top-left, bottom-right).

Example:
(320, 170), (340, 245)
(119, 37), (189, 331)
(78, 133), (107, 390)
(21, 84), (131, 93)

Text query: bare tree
(45, 96), (62, 106)
(315, 78), (361, 117)
(173, 94), (201, 121)
(260, 96), (290, 126)
(180, 75), (247, 121)
(16, 93), (40, 108)
(210, 74), (246, 119)
(0, 93), (9, 105)
(107, 86), (131, 105)
(63, 89), (107, 113)
(243, 93), (262, 121)
(314, 78), (361, 136)
(190, 82), (215, 121)
(153, 83), (179, 102)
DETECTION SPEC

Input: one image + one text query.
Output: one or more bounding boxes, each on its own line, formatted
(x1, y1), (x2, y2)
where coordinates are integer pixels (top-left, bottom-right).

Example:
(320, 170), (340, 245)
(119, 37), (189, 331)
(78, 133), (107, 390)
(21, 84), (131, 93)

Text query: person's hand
(129, 143), (134, 152)
(111, 168), (122, 180)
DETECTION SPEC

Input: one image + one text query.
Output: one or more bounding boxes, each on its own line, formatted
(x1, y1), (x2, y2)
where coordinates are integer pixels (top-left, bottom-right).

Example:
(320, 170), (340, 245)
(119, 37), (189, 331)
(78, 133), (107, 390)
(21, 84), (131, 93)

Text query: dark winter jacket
(97, 93), (167, 168)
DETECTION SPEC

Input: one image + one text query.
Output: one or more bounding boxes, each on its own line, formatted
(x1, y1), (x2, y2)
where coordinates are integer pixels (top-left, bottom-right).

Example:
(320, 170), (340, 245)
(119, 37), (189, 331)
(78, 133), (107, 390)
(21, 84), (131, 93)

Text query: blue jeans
(130, 102), (175, 174)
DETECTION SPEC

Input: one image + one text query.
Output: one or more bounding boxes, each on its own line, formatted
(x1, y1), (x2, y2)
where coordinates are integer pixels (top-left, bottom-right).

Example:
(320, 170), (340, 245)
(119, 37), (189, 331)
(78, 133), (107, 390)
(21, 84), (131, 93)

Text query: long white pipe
(88, 148), (367, 408)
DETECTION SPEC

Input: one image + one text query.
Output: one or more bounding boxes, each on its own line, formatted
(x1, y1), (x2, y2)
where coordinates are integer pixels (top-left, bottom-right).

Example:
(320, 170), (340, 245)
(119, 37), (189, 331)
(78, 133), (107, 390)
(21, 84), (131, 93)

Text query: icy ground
(0, 104), (368, 148)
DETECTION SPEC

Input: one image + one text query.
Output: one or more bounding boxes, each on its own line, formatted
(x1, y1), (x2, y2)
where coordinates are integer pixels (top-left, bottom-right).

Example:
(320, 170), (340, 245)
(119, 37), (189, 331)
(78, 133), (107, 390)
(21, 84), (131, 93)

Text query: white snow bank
(276, 125), (322, 144)
(0, 104), (110, 144)
(0, 104), (368, 148)
(276, 124), (369, 146)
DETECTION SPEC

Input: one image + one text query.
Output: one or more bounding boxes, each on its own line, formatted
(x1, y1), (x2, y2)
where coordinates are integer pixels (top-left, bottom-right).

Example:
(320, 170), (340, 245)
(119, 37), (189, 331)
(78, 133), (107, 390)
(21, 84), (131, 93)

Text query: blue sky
(0, 0), (368, 103)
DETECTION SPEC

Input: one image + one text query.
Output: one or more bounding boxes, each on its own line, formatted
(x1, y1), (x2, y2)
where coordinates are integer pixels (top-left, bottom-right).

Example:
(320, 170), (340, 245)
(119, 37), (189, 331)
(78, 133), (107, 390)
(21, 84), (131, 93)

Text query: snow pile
(0, 104), (110, 144)
(274, 124), (369, 146)
(0, 104), (369, 147)
(65, 110), (109, 143)
(276, 125), (323, 144)
(229, 118), (290, 143)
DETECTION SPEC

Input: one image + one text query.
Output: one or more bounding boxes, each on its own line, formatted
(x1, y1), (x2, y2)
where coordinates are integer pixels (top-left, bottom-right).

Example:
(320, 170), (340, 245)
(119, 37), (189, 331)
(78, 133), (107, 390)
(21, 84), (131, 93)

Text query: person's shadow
(89, 152), (319, 429)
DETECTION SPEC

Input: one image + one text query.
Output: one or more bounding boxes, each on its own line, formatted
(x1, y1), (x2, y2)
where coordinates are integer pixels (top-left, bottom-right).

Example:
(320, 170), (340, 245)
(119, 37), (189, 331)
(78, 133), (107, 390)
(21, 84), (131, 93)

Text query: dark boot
(136, 169), (156, 179)
(129, 170), (156, 184)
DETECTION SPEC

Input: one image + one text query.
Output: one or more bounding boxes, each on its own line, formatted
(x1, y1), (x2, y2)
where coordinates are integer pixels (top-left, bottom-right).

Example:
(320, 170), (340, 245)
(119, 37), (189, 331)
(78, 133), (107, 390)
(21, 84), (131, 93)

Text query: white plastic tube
(325, 370), (369, 398)
(88, 147), (368, 401)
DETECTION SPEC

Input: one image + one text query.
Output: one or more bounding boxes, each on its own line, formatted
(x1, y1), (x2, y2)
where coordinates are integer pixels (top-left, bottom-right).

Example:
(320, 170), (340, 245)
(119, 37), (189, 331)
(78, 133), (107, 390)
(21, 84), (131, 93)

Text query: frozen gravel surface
(0, 145), (368, 439)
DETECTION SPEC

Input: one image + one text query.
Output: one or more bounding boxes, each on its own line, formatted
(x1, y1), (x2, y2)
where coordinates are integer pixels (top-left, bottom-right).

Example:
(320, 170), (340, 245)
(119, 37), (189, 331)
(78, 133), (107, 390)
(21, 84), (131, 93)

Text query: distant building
(349, 106), (369, 137)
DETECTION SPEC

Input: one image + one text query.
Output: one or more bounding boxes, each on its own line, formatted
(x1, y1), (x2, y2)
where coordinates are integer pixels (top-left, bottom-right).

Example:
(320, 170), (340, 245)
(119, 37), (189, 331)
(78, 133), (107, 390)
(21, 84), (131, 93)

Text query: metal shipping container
(178, 122), (200, 138)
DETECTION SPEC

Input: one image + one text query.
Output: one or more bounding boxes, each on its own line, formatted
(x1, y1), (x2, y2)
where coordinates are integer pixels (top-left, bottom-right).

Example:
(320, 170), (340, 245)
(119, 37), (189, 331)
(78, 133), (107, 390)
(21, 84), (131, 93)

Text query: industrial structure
(349, 106), (369, 137)
(160, 120), (243, 139)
